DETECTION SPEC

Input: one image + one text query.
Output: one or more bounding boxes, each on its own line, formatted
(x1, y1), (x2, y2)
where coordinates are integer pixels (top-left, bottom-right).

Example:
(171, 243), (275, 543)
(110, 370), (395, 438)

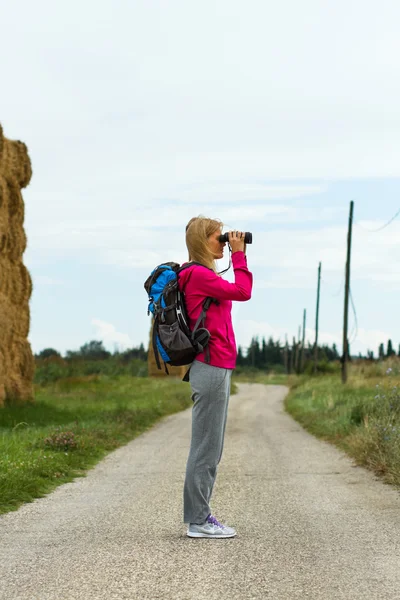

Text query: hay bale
(11, 304), (30, 339)
(0, 177), (9, 255)
(0, 348), (5, 407)
(8, 262), (32, 305)
(6, 337), (35, 401)
(0, 175), (8, 211)
(148, 321), (188, 378)
(0, 257), (11, 297)
(0, 124), (34, 404)
(0, 129), (32, 189)
(0, 292), (13, 346)
(8, 218), (27, 262)
(6, 177), (24, 219)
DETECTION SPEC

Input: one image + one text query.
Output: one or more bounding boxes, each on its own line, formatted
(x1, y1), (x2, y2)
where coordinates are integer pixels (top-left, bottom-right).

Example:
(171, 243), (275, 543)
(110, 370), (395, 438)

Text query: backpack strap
(152, 319), (162, 371)
(178, 262), (220, 365)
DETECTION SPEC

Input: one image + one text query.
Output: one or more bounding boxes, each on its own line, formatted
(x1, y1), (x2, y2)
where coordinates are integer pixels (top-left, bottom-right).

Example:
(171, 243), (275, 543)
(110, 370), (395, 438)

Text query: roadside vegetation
(0, 374), (193, 514)
(234, 357), (400, 488)
(2, 339), (400, 516)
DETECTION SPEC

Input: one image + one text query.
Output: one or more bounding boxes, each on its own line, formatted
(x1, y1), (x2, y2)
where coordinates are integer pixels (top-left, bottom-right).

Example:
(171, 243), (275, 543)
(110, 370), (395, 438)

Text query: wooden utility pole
(313, 262), (322, 374)
(342, 201), (354, 384)
(300, 309), (306, 372)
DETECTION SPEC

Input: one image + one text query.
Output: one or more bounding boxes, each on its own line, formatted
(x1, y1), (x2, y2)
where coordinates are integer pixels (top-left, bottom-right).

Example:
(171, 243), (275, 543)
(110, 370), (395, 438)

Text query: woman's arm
(189, 251), (253, 302)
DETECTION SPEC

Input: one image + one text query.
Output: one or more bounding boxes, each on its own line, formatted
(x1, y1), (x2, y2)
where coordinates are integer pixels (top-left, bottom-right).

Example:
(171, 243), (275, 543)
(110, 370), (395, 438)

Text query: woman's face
(208, 229), (226, 260)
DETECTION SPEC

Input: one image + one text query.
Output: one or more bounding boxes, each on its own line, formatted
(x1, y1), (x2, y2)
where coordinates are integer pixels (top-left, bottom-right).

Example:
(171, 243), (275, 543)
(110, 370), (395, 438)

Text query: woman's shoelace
(207, 514), (223, 528)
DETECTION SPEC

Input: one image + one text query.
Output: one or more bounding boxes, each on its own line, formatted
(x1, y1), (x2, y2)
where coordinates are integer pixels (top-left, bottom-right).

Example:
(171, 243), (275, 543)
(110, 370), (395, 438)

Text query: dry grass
(285, 359), (400, 487)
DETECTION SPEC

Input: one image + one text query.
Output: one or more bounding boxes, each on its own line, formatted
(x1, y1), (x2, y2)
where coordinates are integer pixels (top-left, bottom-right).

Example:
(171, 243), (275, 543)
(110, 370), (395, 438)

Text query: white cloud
(91, 319), (134, 351)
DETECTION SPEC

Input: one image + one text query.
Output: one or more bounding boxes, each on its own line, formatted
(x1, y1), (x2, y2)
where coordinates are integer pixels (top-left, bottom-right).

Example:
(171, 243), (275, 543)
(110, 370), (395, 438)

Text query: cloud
(91, 319), (134, 351)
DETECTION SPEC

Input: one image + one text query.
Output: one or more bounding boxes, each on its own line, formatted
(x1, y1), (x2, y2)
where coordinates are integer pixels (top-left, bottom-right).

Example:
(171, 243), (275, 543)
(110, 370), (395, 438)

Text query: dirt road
(1, 383), (400, 599)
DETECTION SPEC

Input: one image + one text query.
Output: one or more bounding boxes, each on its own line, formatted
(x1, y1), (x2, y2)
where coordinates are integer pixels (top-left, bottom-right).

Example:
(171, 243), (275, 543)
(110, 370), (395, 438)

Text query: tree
(237, 346), (245, 366)
(387, 339), (395, 357)
(66, 340), (111, 361)
(378, 343), (385, 360)
(36, 348), (61, 359)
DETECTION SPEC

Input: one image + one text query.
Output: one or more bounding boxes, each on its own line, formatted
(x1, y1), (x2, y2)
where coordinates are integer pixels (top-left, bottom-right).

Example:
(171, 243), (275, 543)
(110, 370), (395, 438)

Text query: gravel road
(1, 383), (400, 600)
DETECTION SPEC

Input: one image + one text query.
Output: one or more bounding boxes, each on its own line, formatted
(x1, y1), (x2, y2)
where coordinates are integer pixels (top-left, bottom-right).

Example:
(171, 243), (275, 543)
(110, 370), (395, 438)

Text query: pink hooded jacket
(178, 251), (253, 369)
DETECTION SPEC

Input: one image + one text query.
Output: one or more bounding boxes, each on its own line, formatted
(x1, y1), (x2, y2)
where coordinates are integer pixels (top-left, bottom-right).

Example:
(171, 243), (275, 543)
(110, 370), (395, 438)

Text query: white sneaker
(187, 514), (236, 538)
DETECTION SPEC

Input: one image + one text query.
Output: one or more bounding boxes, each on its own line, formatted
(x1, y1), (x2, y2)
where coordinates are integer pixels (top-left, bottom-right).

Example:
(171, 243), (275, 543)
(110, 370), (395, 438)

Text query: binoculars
(218, 231), (253, 244)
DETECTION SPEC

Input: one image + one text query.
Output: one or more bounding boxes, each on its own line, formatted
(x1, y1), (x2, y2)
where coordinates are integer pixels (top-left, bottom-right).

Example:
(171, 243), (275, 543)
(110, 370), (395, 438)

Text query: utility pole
(342, 201), (354, 384)
(300, 309), (306, 372)
(313, 262), (321, 374)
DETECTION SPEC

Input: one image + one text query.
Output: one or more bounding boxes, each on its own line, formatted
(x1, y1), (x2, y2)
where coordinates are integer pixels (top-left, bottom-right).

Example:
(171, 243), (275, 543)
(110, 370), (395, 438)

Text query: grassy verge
(284, 370), (400, 487)
(233, 362), (400, 488)
(0, 375), (195, 515)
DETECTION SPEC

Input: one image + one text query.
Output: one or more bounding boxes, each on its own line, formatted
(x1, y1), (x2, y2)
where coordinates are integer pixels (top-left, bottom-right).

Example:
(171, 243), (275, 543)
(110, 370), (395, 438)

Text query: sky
(1, 0), (400, 359)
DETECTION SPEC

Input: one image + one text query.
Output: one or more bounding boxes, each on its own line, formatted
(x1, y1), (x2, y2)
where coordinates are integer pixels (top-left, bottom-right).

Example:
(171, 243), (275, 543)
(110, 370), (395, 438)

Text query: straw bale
(0, 131), (32, 189)
(0, 175), (8, 211)
(7, 217), (26, 262)
(0, 177), (9, 256)
(8, 262), (32, 305)
(0, 124), (3, 160)
(0, 257), (11, 297)
(0, 293), (13, 346)
(0, 225), (8, 256)
(6, 177), (24, 219)
(10, 304), (30, 339)
(19, 262), (32, 301)
(9, 263), (24, 305)
(0, 348), (5, 406)
(0, 125), (34, 404)
(147, 321), (188, 378)
(6, 337), (35, 401)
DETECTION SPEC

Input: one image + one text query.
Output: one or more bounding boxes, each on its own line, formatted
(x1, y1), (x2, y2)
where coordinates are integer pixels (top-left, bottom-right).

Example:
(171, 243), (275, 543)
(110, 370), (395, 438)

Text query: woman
(178, 216), (253, 538)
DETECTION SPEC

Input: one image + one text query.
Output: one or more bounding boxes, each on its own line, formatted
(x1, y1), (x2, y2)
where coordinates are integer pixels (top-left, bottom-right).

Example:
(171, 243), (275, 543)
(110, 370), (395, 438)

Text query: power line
(321, 276), (344, 297)
(355, 207), (400, 232)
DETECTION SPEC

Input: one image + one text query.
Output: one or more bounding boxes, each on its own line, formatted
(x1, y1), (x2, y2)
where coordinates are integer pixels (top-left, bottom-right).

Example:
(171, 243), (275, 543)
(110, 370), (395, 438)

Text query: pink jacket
(178, 251), (253, 369)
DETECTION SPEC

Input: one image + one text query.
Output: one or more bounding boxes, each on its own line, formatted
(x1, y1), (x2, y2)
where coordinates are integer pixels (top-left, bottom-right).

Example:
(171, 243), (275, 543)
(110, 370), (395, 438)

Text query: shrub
(43, 428), (78, 451)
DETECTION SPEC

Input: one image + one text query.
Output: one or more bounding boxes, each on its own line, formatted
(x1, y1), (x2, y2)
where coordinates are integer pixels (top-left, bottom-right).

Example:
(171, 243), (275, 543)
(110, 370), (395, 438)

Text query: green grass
(284, 373), (400, 487)
(233, 364), (400, 488)
(0, 375), (194, 514)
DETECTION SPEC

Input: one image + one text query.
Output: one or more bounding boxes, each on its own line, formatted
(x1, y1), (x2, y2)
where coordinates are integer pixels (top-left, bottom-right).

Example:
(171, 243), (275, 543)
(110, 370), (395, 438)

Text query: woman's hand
(228, 231), (246, 254)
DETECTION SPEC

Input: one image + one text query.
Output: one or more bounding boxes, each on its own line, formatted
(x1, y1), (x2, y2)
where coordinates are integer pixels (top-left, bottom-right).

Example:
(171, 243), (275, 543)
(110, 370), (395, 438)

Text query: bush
(34, 358), (148, 385)
(43, 428), (78, 451)
(303, 360), (341, 376)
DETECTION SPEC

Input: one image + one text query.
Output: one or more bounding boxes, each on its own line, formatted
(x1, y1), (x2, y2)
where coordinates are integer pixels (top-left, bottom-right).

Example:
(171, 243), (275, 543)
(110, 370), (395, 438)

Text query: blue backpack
(144, 262), (218, 377)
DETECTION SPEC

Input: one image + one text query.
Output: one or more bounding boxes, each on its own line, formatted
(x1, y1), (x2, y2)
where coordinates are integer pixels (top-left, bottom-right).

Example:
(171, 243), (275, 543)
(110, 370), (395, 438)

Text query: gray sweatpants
(183, 359), (233, 524)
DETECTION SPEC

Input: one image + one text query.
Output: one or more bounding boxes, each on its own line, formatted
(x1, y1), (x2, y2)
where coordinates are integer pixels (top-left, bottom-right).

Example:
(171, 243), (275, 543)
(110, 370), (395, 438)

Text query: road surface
(1, 383), (400, 599)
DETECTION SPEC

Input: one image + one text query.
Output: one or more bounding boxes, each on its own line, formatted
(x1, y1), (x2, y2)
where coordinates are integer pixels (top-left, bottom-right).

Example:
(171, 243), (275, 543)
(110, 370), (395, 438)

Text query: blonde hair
(185, 215), (223, 272)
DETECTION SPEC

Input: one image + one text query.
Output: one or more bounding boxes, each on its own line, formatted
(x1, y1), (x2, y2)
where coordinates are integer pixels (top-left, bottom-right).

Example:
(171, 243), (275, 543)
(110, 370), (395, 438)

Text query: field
(0, 375), (193, 514)
(1, 356), (399, 515)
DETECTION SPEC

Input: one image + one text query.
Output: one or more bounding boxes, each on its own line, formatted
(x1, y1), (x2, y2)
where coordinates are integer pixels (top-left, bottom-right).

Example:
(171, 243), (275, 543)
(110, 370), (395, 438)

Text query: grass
(3, 358), (400, 515)
(284, 360), (400, 487)
(0, 375), (194, 514)
(234, 360), (400, 488)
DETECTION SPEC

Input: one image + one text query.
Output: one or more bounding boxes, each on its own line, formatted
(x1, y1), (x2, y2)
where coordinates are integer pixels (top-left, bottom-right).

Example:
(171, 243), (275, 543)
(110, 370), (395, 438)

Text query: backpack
(144, 262), (219, 376)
